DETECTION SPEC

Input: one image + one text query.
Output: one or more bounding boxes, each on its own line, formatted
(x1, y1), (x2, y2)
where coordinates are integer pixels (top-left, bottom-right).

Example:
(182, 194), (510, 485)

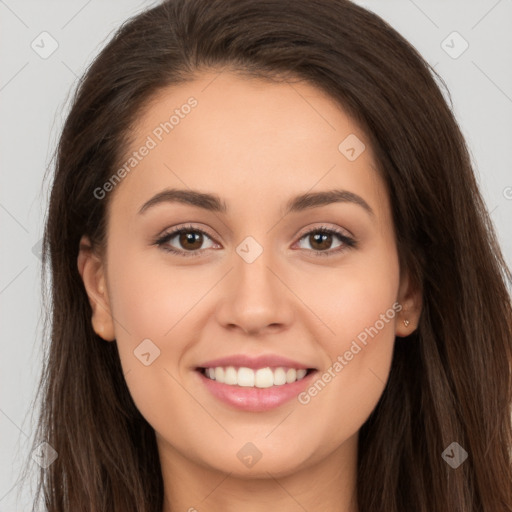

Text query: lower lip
(196, 369), (317, 412)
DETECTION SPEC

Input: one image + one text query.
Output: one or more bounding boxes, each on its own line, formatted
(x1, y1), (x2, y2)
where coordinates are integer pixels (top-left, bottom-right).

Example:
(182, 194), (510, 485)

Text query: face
(79, 70), (420, 480)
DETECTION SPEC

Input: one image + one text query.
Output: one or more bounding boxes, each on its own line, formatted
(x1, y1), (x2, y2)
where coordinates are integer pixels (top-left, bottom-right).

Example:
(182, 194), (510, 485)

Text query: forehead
(109, 70), (389, 225)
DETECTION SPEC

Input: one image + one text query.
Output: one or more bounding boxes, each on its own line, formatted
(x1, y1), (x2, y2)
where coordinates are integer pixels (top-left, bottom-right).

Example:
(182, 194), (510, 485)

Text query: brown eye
(178, 231), (204, 251)
(155, 225), (217, 257)
(296, 226), (356, 257)
(308, 232), (334, 251)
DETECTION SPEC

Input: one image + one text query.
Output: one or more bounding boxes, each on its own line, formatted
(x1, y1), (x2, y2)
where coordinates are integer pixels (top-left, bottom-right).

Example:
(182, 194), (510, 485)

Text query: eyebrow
(138, 187), (375, 218)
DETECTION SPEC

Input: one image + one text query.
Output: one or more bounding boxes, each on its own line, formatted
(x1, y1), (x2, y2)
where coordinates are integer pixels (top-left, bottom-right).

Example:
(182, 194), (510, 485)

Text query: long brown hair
(23, 0), (512, 510)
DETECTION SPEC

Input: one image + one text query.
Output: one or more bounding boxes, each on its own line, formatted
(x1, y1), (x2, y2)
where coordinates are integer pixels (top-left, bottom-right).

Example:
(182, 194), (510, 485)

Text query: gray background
(1, 0), (511, 509)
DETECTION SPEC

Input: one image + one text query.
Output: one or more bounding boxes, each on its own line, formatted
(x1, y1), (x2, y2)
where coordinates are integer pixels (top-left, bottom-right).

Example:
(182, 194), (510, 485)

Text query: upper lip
(196, 354), (316, 370)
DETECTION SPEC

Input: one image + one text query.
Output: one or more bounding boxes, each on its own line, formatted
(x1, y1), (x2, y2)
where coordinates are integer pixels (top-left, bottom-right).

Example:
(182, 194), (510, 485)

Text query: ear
(77, 235), (116, 342)
(395, 268), (422, 338)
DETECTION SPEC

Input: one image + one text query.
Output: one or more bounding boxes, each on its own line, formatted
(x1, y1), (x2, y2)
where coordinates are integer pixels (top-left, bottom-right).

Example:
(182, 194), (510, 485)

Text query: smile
(196, 366), (318, 412)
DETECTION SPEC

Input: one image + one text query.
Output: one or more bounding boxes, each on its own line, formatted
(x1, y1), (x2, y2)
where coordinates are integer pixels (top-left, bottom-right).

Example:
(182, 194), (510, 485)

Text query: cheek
(107, 246), (205, 341)
(295, 247), (400, 406)
(300, 251), (399, 355)
(104, 245), (206, 407)
(105, 248), (202, 434)
(332, 270), (398, 351)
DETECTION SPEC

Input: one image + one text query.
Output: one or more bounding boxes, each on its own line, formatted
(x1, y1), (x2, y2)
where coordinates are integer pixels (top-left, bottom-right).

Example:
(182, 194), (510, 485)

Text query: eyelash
(153, 223), (357, 258)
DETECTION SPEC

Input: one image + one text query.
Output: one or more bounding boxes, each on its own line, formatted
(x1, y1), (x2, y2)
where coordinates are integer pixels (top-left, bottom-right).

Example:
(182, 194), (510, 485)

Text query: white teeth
(254, 367), (274, 388)
(285, 368), (296, 384)
(202, 366), (310, 387)
(224, 366), (237, 385)
(273, 367), (287, 385)
(214, 367), (224, 381)
(237, 367), (255, 387)
(296, 369), (307, 380)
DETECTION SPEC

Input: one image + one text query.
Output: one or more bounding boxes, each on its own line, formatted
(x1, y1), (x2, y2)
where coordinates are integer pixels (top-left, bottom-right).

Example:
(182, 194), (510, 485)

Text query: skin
(78, 70), (422, 512)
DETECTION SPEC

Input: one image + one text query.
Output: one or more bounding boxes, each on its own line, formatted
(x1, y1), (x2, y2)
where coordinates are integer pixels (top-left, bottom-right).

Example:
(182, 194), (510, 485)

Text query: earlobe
(77, 235), (116, 342)
(395, 270), (422, 338)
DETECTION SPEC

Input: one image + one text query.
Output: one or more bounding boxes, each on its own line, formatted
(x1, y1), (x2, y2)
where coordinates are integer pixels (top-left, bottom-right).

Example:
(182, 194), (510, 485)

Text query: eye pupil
(311, 232), (332, 250)
(180, 231), (203, 250)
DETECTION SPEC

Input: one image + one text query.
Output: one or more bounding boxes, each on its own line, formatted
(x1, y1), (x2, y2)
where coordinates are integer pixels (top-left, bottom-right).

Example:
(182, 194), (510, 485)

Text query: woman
(25, 0), (512, 510)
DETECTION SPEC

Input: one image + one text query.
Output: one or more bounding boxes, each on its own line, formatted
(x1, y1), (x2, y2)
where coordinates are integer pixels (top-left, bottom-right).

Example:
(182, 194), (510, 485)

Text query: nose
(215, 247), (295, 336)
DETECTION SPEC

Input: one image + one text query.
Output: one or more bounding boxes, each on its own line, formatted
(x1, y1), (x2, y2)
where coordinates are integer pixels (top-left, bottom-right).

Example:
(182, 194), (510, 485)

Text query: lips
(195, 353), (318, 411)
